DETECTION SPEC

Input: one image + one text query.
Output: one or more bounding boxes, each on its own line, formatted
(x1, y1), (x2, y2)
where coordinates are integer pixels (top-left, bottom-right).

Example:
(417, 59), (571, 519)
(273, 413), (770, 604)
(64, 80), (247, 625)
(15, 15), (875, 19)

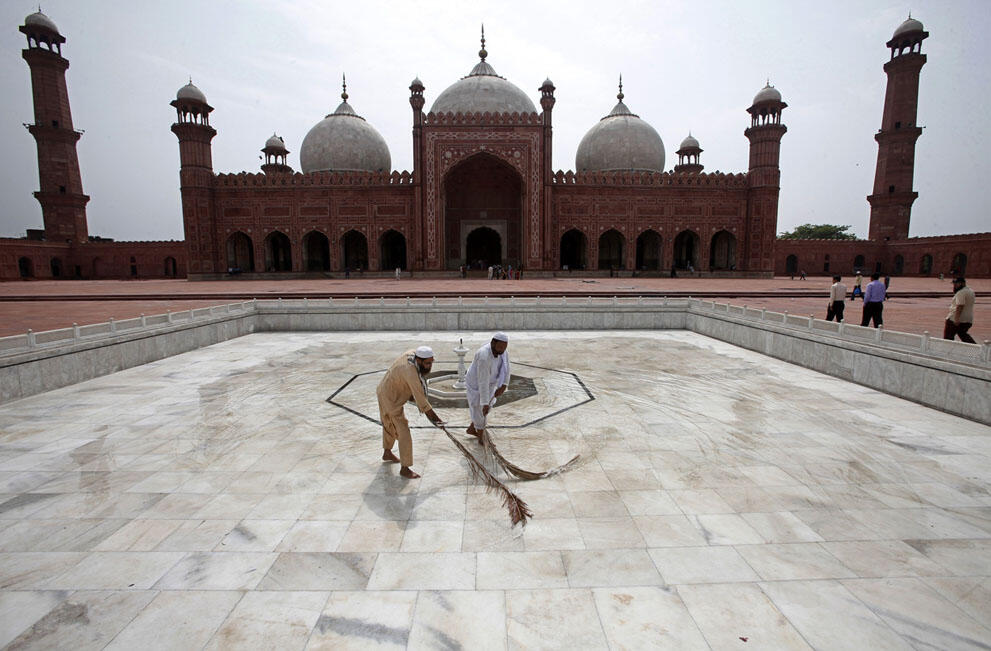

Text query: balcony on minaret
(20, 11), (65, 55)
(887, 16), (928, 59)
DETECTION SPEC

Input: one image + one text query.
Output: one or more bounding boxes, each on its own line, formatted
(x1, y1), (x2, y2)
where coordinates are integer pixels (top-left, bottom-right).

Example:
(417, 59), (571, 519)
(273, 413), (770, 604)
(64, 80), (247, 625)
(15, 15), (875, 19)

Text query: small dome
(575, 85), (665, 173)
(176, 82), (207, 104)
(430, 37), (536, 115)
(24, 11), (59, 34)
(753, 83), (782, 105)
(264, 133), (287, 152)
(679, 134), (700, 150)
(893, 17), (924, 38)
(541, 77), (555, 89)
(410, 77), (424, 89)
(299, 98), (391, 174)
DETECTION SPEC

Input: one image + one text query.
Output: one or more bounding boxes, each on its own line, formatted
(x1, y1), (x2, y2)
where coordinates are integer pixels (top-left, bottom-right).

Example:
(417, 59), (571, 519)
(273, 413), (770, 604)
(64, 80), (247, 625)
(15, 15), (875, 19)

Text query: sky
(0, 0), (988, 242)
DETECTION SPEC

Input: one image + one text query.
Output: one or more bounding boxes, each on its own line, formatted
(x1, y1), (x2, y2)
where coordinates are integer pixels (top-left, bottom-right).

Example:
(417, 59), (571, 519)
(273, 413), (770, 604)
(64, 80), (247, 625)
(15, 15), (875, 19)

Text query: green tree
(778, 224), (858, 240)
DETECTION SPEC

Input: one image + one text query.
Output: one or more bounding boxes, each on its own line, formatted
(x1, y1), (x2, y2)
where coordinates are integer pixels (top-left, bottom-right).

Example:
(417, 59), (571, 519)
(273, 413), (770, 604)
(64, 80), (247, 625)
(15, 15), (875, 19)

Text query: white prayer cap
(414, 346), (434, 359)
(492, 332), (509, 342)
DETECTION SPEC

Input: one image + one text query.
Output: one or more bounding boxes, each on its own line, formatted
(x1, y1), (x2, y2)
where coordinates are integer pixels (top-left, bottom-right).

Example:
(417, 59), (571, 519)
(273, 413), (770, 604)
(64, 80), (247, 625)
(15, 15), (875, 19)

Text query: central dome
(300, 88), (391, 174)
(429, 38), (536, 115)
(575, 83), (665, 173)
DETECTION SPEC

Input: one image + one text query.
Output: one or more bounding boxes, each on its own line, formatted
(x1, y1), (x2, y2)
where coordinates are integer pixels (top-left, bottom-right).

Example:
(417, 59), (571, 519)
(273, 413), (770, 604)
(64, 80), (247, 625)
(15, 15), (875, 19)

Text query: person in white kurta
(464, 332), (510, 440)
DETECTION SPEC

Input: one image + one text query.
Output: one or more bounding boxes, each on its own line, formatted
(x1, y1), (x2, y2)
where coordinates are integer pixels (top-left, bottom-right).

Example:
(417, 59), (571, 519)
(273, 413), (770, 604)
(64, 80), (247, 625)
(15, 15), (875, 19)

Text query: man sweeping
(377, 345), (445, 479)
(465, 332), (510, 443)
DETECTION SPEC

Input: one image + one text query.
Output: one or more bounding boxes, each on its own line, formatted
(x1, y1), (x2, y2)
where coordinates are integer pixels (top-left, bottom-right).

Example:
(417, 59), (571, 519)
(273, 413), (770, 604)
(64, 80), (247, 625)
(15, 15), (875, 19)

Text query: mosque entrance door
(444, 153), (522, 270)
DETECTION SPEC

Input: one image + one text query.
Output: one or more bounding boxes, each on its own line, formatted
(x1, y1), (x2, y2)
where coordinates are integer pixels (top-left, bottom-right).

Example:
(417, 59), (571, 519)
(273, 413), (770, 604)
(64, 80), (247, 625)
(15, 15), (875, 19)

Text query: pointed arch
(226, 231), (255, 272)
(341, 230), (368, 271)
(559, 229), (587, 270)
(265, 231), (292, 272)
(302, 230), (330, 271)
(379, 229), (407, 271)
(709, 230), (737, 270)
(635, 229), (662, 271)
(673, 229), (700, 269)
(597, 229), (625, 270)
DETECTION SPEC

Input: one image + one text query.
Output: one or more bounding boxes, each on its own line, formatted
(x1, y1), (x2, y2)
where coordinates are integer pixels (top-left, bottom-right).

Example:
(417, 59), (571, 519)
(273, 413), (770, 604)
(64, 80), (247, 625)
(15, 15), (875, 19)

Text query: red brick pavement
(1, 277), (987, 341)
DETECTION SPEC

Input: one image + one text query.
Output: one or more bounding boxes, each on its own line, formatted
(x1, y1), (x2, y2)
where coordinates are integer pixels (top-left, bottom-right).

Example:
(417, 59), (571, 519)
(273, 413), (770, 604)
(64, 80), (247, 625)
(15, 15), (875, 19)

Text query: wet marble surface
(0, 330), (989, 648)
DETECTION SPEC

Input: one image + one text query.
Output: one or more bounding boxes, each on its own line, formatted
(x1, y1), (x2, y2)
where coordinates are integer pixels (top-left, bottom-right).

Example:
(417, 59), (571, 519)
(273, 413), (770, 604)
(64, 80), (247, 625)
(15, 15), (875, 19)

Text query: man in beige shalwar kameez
(376, 345), (444, 478)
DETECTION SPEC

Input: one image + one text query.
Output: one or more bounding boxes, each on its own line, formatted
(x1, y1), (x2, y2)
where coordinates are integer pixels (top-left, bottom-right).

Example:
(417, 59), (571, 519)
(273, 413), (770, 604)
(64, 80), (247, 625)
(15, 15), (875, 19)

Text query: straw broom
(480, 427), (581, 480)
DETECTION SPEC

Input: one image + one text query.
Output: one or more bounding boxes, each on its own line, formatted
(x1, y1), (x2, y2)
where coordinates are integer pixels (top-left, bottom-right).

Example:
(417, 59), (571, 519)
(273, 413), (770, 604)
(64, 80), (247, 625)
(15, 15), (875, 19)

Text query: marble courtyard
(1, 330), (990, 649)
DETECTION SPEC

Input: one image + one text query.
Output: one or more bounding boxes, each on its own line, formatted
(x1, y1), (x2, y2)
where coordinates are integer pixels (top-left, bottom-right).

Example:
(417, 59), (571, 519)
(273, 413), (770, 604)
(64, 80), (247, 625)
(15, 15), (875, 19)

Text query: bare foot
(474, 429), (485, 445)
(466, 424), (478, 436)
(382, 450), (400, 463)
(400, 466), (421, 479)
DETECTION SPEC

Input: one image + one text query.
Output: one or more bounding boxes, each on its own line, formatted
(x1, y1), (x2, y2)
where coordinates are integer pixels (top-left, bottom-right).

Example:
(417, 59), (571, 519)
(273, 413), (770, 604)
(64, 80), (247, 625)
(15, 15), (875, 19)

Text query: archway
(919, 254), (933, 275)
(265, 231), (292, 272)
(129, 256), (138, 277)
(164, 257), (177, 277)
(854, 254), (865, 270)
(635, 230), (661, 271)
(951, 252), (967, 275)
(560, 229), (587, 270)
(597, 229), (624, 270)
(226, 232), (255, 272)
(341, 230), (368, 271)
(785, 254), (798, 275)
(709, 230), (737, 270)
(303, 231), (330, 271)
(380, 230), (407, 271)
(673, 230), (699, 269)
(893, 255), (904, 275)
(466, 227), (502, 268)
(50, 257), (63, 278)
(444, 153), (522, 269)
(18, 257), (33, 278)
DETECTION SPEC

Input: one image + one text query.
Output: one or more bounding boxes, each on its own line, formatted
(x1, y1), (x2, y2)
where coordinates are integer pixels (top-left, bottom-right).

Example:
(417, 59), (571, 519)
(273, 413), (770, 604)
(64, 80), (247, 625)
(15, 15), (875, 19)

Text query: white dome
(264, 133), (287, 152)
(575, 96), (665, 173)
(893, 17), (924, 38)
(679, 134), (700, 150)
(176, 82), (207, 104)
(300, 100), (391, 174)
(753, 83), (782, 105)
(430, 58), (536, 115)
(24, 11), (59, 34)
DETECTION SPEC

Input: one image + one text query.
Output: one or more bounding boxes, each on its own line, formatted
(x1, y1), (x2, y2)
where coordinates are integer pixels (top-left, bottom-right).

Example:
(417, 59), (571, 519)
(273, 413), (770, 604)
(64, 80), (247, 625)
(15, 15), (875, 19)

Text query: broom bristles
(481, 428), (581, 480)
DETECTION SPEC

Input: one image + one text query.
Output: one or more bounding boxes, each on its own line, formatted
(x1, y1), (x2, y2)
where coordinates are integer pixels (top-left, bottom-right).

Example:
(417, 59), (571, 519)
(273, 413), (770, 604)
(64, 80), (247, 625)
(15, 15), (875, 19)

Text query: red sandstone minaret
(20, 11), (89, 244)
(170, 81), (217, 274)
(745, 83), (788, 271)
(867, 16), (928, 242)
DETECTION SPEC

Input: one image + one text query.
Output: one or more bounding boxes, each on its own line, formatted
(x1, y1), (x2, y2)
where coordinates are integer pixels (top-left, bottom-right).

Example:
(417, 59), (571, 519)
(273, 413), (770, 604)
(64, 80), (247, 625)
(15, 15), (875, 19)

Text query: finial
(479, 23), (487, 60)
(341, 73), (348, 101)
(188, 76), (193, 85)
(617, 74), (624, 101)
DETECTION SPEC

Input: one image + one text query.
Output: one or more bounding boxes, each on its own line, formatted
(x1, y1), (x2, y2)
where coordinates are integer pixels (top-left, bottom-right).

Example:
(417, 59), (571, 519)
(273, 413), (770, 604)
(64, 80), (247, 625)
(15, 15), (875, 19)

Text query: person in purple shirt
(861, 272), (886, 328)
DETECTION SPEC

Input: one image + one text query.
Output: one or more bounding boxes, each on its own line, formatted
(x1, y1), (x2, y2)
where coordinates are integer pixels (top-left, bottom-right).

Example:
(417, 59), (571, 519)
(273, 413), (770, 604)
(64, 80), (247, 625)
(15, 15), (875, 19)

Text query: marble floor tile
(668, 488), (736, 514)
(215, 519), (295, 551)
(521, 517), (584, 551)
(741, 511), (825, 543)
(308, 590), (416, 650)
(300, 493), (363, 520)
(617, 489), (681, 516)
(577, 517), (646, 549)
(277, 520), (350, 552)
(0, 552), (88, 589)
(736, 543), (858, 581)
(154, 519), (237, 551)
(205, 590), (328, 650)
(410, 491), (467, 520)
(476, 551), (568, 589)
(633, 514), (708, 547)
(4, 589), (158, 650)
(842, 577), (991, 650)
(463, 519), (525, 552)
(244, 493), (316, 520)
(561, 549), (662, 587)
(93, 519), (182, 552)
(692, 513), (764, 545)
(155, 551), (278, 590)
(367, 552), (475, 590)
(904, 539), (991, 576)
(822, 540), (948, 578)
(592, 586), (709, 650)
(924, 577), (991, 625)
(0, 590), (68, 648)
(399, 520), (463, 552)
(409, 590), (506, 651)
(337, 520), (406, 552)
(761, 580), (912, 650)
(257, 552), (376, 590)
(648, 546), (759, 584)
(45, 551), (185, 589)
(570, 490), (631, 518)
(678, 582), (811, 650)
(104, 590), (243, 651)
(506, 588), (607, 650)
(195, 493), (264, 519)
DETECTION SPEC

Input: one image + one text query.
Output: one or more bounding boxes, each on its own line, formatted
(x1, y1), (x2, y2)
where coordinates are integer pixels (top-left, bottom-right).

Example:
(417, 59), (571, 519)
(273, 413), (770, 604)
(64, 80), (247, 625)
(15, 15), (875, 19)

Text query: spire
(618, 74), (624, 101)
(605, 74), (636, 118)
(468, 24), (497, 77)
(479, 24), (487, 60)
(341, 73), (348, 102)
(329, 72), (360, 118)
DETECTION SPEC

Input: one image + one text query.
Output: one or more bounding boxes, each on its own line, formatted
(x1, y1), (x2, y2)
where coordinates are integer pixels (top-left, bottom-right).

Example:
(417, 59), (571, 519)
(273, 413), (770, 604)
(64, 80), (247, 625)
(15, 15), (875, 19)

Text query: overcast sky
(1, 0), (988, 242)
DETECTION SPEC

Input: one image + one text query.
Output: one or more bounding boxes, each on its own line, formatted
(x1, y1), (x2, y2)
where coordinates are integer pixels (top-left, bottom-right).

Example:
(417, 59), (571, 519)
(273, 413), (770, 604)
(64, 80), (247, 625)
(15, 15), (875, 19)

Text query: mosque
(1, 11), (988, 280)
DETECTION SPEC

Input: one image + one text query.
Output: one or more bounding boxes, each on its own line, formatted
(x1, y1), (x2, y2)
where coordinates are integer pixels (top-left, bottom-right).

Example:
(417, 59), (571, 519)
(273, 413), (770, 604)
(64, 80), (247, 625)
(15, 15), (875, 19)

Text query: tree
(778, 224), (858, 240)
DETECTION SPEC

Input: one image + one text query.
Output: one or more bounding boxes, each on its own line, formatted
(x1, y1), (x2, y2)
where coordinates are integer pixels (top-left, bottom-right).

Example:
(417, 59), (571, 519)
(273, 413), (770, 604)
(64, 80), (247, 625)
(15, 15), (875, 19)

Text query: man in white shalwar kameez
(464, 332), (510, 442)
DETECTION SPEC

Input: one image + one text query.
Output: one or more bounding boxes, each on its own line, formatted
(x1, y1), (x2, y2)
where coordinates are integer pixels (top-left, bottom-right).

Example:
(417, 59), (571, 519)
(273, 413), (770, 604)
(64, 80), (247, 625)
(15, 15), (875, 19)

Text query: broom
(437, 424), (532, 527)
(480, 427), (581, 480)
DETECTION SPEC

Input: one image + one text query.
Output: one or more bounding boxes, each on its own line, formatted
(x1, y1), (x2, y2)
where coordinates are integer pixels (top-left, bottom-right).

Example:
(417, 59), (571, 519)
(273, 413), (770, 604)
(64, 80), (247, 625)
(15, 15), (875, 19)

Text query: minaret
(261, 134), (292, 174)
(675, 133), (703, 173)
(539, 76), (556, 264)
(409, 75), (425, 270)
(867, 16), (928, 241)
(20, 11), (89, 243)
(170, 80), (217, 275)
(745, 82), (787, 272)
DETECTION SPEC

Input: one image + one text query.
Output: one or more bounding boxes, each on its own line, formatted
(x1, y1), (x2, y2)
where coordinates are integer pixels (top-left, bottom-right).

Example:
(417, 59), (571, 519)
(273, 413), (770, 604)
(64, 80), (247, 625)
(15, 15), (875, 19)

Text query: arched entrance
(226, 232), (254, 272)
(466, 227), (502, 268)
(673, 230), (699, 269)
(854, 254), (865, 270)
(893, 255), (904, 275)
(785, 254), (798, 275)
(18, 257), (33, 278)
(129, 256), (138, 277)
(164, 257), (177, 277)
(951, 252), (967, 275)
(709, 230), (737, 270)
(341, 230), (368, 271)
(598, 229), (624, 270)
(444, 153), (522, 269)
(50, 257), (63, 278)
(380, 230), (407, 271)
(560, 229), (587, 270)
(919, 254), (933, 275)
(265, 231), (292, 272)
(303, 231), (330, 271)
(635, 230), (661, 271)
